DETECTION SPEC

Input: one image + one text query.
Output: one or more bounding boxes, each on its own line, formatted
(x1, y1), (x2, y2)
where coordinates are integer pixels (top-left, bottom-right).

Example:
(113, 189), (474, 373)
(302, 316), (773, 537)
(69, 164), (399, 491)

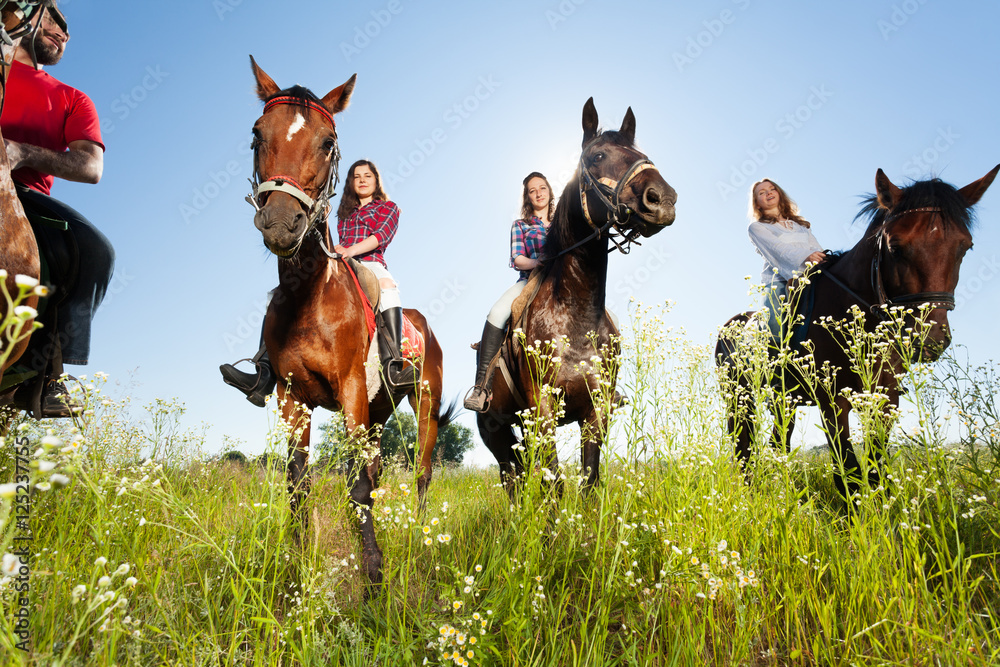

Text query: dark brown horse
(246, 57), (452, 591)
(0, 2), (45, 392)
(717, 166), (998, 501)
(479, 98), (676, 495)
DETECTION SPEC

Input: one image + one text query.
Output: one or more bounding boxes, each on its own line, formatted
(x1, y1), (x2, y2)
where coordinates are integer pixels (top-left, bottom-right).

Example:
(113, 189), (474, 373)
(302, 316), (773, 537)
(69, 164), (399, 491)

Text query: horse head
(247, 56), (356, 258)
(869, 165), (999, 360)
(578, 97), (676, 242)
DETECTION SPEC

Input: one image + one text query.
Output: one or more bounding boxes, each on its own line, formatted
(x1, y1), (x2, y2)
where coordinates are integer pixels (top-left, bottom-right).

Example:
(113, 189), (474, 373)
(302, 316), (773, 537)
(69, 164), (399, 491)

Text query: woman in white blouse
(747, 179), (826, 339)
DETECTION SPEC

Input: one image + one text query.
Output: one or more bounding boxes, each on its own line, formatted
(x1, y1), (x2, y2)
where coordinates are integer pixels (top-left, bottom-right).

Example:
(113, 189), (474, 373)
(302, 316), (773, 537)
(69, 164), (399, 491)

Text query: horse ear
(249, 55), (280, 101)
(875, 168), (902, 209)
(619, 107), (636, 144)
(321, 74), (358, 115)
(957, 164), (1000, 208)
(582, 97), (598, 147)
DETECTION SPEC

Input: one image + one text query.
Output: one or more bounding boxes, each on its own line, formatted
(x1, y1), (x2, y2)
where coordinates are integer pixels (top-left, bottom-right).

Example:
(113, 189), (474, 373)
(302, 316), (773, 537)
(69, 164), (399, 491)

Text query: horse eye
(592, 152), (605, 163)
(322, 138), (336, 153)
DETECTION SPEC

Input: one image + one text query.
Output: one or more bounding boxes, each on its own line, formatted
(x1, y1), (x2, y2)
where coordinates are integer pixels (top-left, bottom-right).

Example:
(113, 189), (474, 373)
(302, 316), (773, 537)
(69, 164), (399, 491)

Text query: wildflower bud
(14, 274), (39, 288)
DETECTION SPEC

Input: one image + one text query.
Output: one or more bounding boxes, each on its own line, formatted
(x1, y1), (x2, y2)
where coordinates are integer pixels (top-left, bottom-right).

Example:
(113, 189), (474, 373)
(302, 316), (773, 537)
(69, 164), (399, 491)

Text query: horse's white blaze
(286, 113), (305, 141)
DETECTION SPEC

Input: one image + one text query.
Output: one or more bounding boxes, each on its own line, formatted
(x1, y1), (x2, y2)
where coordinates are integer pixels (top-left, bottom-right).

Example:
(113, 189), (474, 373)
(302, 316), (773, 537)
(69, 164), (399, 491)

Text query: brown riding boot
(463, 322), (506, 412)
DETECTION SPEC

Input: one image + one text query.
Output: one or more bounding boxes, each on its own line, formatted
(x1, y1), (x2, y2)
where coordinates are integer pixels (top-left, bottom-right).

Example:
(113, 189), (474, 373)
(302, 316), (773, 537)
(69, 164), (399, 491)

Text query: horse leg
(580, 409), (606, 495)
(279, 389), (313, 545)
(772, 409), (796, 454)
(821, 394), (861, 506)
(409, 386), (440, 512)
(342, 387), (383, 594)
(478, 411), (520, 500)
(725, 373), (757, 481)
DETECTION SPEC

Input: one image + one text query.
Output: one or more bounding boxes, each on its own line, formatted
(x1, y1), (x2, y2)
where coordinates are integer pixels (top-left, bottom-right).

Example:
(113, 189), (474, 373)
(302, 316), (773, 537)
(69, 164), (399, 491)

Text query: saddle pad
(342, 258), (424, 359)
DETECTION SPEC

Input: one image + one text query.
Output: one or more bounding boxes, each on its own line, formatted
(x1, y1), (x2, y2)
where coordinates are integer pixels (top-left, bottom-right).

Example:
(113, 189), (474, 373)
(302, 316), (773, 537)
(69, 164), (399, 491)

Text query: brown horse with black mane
(478, 99), (676, 495)
(0, 1), (45, 393)
(245, 57), (453, 592)
(717, 166), (998, 502)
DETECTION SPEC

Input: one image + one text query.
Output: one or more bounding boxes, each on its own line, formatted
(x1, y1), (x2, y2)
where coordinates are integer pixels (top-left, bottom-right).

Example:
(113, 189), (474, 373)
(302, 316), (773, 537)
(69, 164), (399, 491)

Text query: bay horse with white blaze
(246, 57), (452, 591)
(717, 166), (998, 501)
(479, 98), (676, 495)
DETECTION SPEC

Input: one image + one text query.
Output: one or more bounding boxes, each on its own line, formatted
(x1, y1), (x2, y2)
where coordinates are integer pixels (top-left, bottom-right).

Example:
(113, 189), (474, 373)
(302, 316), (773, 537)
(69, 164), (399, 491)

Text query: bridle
(245, 95), (342, 255)
(823, 206), (957, 318)
(555, 140), (659, 258)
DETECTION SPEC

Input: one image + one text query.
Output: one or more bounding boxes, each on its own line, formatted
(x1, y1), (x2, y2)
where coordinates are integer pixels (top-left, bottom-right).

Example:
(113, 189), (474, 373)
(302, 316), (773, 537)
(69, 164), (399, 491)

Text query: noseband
(824, 206), (956, 318)
(245, 95), (342, 246)
(560, 146), (658, 258)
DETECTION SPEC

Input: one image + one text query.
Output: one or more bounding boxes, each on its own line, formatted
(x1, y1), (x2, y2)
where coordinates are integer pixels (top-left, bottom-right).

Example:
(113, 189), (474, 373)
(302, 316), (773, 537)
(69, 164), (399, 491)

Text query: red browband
(263, 96), (335, 127)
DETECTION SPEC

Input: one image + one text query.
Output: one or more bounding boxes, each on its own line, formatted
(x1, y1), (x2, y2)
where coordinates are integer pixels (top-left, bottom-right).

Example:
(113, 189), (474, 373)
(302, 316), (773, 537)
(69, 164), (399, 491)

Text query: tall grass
(2, 300), (999, 665)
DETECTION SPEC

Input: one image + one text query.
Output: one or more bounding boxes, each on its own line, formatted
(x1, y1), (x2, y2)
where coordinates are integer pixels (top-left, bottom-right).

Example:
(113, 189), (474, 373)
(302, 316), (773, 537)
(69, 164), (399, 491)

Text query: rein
(823, 206), (956, 319)
(244, 96), (341, 234)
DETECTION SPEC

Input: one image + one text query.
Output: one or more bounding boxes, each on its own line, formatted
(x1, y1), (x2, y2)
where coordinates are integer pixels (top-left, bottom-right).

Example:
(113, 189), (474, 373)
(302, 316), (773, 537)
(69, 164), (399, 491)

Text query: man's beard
(29, 32), (64, 66)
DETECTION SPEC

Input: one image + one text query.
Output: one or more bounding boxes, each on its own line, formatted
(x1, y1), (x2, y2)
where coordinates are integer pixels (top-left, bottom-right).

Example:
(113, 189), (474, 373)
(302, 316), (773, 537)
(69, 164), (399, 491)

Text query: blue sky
(41, 0), (1000, 463)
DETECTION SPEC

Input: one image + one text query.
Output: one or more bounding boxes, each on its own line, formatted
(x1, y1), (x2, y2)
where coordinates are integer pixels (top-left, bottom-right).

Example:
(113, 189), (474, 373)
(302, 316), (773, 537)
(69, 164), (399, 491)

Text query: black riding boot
(463, 321), (506, 413)
(378, 307), (419, 391)
(219, 332), (275, 408)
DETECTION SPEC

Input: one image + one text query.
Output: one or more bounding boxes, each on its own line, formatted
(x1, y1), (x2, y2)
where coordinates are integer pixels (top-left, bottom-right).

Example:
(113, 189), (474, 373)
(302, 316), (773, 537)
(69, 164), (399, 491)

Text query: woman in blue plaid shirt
(464, 172), (555, 412)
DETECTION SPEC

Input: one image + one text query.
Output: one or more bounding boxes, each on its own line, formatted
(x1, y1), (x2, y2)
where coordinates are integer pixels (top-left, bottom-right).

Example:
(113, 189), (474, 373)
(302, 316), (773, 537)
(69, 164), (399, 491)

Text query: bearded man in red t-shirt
(0, 3), (114, 416)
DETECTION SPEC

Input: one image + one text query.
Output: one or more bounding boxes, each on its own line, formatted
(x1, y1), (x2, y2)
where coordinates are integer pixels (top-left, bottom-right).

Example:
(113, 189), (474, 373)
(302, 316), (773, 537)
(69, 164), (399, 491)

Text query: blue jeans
(17, 187), (115, 365)
(763, 281), (787, 343)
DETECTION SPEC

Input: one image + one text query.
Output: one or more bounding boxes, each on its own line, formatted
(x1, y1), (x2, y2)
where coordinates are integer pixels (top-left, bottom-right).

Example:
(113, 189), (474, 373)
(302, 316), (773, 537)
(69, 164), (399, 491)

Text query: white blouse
(748, 219), (823, 287)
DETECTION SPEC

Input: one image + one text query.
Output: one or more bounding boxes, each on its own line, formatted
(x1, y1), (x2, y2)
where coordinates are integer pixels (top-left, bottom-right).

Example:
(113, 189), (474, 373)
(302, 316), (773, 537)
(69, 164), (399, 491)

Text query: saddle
(478, 267), (620, 413)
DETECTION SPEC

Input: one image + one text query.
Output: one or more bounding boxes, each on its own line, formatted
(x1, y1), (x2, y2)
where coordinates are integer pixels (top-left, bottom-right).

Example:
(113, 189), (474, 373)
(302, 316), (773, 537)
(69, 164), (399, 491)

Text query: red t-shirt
(0, 60), (104, 195)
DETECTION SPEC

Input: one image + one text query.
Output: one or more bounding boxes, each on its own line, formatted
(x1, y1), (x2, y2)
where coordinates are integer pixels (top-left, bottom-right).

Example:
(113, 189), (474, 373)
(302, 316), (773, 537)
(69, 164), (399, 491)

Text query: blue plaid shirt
(510, 216), (548, 280)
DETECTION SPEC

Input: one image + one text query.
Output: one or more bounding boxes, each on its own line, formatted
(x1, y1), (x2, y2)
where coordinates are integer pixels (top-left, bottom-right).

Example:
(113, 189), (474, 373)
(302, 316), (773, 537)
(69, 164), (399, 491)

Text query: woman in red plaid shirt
(464, 172), (554, 412)
(220, 159), (417, 403)
(333, 160), (418, 389)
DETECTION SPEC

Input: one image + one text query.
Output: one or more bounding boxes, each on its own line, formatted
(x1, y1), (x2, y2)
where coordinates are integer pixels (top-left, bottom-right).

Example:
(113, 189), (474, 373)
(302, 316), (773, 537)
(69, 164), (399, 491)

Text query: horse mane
(854, 178), (975, 236)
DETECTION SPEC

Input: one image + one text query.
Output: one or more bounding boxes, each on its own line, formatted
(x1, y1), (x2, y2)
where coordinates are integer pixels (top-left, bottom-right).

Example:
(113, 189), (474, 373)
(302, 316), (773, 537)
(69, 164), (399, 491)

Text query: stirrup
(463, 384), (491, 413)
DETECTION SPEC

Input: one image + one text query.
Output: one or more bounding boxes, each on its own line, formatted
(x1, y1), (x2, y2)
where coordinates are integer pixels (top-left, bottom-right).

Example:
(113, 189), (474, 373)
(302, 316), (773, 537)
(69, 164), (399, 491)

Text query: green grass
(2, 303), (1000, 665)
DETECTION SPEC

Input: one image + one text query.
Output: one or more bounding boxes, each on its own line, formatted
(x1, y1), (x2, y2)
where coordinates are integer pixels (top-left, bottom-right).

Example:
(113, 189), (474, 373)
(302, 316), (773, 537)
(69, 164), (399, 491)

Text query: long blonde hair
(749, 179), (811, 228)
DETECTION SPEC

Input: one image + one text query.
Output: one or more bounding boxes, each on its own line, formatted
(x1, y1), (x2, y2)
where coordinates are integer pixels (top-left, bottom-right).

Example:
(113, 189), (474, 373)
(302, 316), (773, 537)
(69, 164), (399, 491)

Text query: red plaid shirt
(337, 200), (400, 267)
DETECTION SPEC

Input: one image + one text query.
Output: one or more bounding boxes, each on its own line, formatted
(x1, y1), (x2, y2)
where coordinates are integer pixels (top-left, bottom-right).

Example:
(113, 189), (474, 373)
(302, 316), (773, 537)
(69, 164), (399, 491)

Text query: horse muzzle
(633, 182), (677, 234)
(254, 205), (308, 258)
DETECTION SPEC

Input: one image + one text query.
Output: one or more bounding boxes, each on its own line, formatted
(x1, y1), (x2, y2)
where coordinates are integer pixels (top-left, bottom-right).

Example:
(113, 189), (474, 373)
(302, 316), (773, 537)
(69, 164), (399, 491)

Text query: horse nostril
(645, 188), (661, 206)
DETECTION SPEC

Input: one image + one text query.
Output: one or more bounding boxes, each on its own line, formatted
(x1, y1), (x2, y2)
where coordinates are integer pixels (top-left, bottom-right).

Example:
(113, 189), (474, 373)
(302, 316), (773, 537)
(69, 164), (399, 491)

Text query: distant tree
(220, 450), (247, 466)
(315, 411), (474, 467)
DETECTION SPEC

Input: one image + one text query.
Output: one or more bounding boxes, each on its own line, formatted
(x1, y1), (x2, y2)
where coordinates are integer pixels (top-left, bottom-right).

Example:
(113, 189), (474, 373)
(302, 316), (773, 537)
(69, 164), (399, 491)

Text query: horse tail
(437, 396), (460, 429)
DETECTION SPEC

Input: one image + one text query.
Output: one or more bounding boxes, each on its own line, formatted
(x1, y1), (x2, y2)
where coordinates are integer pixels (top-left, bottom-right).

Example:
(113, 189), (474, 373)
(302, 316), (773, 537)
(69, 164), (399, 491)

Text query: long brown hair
(520, 171), (556, 222)
(337, 160), (389, 221)
(749, 179), (811, 228)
